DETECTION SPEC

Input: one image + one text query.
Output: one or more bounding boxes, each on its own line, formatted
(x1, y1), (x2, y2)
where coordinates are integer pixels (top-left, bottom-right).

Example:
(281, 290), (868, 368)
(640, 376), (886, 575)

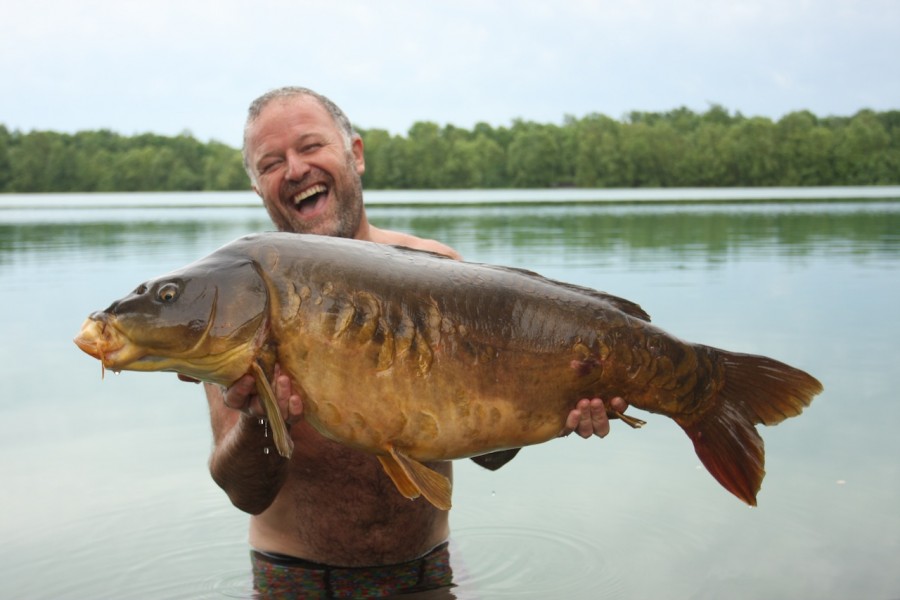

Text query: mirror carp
(74, 232), (823, 510)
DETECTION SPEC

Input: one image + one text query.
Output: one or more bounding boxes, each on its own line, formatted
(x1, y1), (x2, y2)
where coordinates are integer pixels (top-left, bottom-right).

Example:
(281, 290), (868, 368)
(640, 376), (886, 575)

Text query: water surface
(1, 191), (898, 599)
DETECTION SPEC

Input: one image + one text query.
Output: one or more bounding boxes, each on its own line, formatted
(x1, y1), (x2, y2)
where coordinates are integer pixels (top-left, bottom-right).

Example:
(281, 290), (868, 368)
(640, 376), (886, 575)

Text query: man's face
(245, 95), (366, 238)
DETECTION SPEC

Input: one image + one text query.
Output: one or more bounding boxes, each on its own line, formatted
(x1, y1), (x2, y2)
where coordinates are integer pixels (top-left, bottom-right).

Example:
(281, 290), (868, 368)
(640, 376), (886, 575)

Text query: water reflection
(369, 201), (900, 265)
(1, 194), (898, 599)
(3, 201), (897, 258)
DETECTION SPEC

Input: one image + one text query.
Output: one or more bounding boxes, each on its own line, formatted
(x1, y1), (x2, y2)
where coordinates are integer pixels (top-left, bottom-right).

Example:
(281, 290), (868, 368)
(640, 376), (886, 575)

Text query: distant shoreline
(1, 186), (898, 211)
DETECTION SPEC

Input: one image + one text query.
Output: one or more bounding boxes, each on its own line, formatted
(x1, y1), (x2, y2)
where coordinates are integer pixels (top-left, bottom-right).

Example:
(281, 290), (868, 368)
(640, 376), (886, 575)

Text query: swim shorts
(250, 542), (453, 598)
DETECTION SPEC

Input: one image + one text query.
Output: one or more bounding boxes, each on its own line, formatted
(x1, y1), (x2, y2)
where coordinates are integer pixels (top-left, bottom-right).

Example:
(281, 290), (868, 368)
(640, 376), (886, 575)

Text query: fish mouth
(74, 317), (145, 373)
(74, 301), (267, 385)
(292, 183), (329, 217)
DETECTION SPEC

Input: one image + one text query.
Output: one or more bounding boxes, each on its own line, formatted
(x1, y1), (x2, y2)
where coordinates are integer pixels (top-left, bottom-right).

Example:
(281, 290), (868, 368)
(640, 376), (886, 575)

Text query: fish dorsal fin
(378, 446), (452, 510)
(553, 280), (651, 322)
(249, 362), (294, 459)
(482, 264), (652, 322)
(383, 246), (651, 323)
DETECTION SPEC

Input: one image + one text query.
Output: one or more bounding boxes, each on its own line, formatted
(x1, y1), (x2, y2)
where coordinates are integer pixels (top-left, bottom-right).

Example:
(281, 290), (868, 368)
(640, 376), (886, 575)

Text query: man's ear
(352, 135), (366, 176)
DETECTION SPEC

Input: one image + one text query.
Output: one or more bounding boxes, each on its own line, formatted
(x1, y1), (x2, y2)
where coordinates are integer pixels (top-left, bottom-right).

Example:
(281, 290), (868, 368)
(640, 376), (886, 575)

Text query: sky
(1, 0), (898, 148)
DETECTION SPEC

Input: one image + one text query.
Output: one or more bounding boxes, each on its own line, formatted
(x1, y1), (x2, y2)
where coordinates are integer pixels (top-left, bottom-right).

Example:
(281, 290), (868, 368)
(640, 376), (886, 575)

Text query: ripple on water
(108, 542), (255, 600)
(450, 525), (625, 599)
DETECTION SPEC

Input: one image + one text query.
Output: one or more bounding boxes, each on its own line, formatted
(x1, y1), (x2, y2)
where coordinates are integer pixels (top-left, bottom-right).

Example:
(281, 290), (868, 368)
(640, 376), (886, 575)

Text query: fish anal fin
(470, 448), (521, 471)
(249, 362), (294, 459)
(382, 446), (453, 510)
(377, 455), (422, 501)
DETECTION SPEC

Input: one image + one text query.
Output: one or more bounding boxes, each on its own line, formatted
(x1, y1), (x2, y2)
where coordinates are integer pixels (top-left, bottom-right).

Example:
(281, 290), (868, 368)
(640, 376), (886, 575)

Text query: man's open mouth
(293, 184), (328, 215)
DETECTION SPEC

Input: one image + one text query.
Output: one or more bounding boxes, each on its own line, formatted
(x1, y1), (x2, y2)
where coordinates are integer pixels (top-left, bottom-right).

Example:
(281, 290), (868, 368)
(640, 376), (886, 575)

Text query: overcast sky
(2, 0), (897, 148)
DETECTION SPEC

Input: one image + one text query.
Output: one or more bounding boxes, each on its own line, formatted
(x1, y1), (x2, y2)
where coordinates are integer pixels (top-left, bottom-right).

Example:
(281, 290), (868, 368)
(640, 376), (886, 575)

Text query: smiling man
(204, 86), (627, 597)
(244, 89), (460, 258)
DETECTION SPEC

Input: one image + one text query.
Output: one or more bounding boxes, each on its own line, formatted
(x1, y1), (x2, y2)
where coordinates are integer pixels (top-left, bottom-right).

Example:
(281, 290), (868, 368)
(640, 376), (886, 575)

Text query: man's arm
(206, 374), (295, 514)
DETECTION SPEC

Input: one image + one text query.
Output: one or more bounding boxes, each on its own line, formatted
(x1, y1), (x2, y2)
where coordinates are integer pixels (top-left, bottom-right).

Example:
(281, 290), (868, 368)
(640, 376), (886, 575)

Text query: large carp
(74, 232), (822, 510)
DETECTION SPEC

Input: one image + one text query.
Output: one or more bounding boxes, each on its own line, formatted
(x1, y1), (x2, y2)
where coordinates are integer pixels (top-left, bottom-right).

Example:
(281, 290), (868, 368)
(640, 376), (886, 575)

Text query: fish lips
(74, 315), (144, 370)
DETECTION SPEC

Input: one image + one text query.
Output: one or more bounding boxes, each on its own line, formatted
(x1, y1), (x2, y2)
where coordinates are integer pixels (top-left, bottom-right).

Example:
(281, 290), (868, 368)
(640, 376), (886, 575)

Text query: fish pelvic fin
(676, 349), (823, 506)
(377, 455), (422, 501)
(378, 446), (452, 510)
(249, 362), (294, 459)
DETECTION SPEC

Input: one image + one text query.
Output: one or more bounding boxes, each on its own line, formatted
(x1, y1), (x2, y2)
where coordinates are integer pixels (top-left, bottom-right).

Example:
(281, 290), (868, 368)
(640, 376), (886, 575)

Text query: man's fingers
(562, 398), (617, 439)
(575, 400), (594, 438)
(589, 398), (610, 438)
(275, 374), (291, 403)
(608, 396), (628, 414)
(223, 375), (256, 412)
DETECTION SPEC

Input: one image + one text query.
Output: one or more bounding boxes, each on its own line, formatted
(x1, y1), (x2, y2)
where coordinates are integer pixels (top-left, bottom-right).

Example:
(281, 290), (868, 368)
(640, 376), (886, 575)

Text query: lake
(1, 189), (898, 599)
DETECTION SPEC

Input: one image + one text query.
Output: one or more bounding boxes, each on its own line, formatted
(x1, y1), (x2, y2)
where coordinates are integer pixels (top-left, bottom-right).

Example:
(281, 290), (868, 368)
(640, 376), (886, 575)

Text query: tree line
(0, 128), (246, 193)
(1, 105), (898, 193)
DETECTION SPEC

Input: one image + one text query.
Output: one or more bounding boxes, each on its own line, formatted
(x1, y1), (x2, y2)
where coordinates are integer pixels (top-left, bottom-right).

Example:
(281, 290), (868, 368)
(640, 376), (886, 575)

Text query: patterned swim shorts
(250, 542), (454, 599)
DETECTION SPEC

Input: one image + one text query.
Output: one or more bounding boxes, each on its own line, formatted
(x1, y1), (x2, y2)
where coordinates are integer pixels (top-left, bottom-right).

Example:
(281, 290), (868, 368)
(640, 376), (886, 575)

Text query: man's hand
(188, 365), (304, 426)
(561, 397), (629, 439)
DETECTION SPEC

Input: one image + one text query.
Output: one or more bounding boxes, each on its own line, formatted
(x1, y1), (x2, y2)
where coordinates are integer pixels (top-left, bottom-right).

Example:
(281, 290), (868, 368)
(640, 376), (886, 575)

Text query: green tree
(678, 121), (732, 186)
(507, 121), (565, 187)
(775, 111), (835, 185)
(570, 114), (623, 187)
(470, 133), (507, 187)
(404, 122), (448, 188)
(203, 141), (247, 190)
(618, 121), (683, 187)
(358, 128), (389, 188)
(724, 117), (781, 185)
(2, 107), (899, 193)
(832, 110), (892, 184)
(0, 125), (12, 192)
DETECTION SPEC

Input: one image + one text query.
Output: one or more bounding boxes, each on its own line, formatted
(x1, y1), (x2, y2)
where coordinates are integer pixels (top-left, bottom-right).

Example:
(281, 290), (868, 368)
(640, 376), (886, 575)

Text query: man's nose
(284, 149), (309, 181)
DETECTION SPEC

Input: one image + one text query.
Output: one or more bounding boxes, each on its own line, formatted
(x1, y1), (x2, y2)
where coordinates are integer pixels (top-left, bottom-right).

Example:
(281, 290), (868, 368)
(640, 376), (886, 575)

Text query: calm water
(1, 190), (898, 599)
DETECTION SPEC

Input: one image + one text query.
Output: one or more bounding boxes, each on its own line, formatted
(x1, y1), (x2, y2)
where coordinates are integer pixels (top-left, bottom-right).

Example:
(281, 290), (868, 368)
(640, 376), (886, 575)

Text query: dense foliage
(2, 106), (898, 193)
(0, 129), (246, 193)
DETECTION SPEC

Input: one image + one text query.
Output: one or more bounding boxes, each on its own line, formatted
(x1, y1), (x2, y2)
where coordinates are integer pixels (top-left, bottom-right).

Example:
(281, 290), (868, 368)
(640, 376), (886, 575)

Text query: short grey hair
(242, 86), (356, 177)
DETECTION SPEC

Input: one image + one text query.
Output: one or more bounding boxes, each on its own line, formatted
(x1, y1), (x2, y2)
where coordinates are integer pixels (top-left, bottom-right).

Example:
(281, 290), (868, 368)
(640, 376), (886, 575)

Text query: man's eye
(259, 161), (280, 174)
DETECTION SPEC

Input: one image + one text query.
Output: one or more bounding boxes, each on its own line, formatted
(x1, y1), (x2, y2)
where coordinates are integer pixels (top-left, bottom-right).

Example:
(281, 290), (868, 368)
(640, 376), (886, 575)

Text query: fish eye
(157, 283), (180, 303)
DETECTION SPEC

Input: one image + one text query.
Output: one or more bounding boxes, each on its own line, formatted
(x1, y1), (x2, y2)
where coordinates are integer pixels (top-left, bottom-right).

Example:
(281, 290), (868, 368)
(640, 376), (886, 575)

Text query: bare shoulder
(368, 227), (462, 260)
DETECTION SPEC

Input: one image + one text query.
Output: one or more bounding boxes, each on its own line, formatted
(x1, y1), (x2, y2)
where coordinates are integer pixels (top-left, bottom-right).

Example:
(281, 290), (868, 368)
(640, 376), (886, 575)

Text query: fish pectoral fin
(249, 362), (294, 459)
(379, 446), (452, 511)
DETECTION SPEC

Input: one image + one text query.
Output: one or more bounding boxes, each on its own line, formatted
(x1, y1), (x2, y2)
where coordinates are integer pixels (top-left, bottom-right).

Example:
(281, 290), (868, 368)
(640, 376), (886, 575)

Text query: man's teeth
(294, 185), (327, 205)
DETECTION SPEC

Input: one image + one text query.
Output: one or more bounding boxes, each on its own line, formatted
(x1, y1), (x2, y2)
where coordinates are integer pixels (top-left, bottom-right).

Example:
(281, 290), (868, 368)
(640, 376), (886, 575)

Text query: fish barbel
(74, 232), (823, 510)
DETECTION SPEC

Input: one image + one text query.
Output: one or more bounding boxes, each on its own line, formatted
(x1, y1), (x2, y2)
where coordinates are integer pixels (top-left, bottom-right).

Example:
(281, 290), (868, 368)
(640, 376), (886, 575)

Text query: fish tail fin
(675, 349), (823, 506)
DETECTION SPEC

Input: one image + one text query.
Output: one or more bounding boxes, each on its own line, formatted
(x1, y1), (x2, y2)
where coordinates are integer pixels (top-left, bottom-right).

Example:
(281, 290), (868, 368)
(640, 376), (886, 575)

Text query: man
(204, 87), (628, 596)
